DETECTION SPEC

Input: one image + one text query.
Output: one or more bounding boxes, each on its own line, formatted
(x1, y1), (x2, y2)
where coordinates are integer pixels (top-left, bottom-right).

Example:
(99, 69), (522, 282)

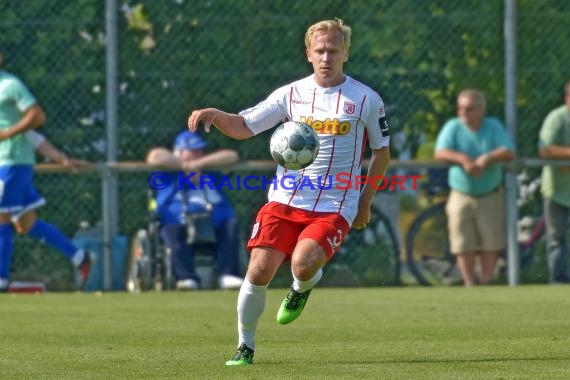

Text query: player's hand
(352, 201), (372, 230)
(188, 108), (217, 133)
(61, 157), (90, 173)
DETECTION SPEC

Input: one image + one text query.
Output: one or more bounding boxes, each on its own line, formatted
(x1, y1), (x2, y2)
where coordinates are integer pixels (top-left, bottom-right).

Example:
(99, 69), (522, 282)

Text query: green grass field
(1, 286), (569, 379)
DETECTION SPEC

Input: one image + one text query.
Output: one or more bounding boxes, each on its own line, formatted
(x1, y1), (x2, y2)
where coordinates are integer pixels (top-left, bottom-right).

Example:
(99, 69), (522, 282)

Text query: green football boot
(276, 287), (312, 324)
(225, 343), (254, 366)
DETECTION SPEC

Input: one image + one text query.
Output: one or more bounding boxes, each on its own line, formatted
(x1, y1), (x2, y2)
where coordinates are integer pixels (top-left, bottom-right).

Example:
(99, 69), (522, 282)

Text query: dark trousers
(544, 198), (570, 283)
(160, 217), (241, 281)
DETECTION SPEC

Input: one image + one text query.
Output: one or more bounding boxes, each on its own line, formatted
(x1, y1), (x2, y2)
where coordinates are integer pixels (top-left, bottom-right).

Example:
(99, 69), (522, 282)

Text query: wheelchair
(126, 190), (218, 292)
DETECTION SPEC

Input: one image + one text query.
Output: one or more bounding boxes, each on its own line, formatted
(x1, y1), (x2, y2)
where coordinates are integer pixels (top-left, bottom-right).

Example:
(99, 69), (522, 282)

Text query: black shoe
(78, 251), (92, 290)
(276, 287), (312, 324)
(225, 343), (254, 366)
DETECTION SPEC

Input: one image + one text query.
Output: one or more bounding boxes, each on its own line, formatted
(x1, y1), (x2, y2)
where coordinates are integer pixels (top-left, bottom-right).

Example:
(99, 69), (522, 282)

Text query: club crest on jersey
(344, 101), (356, 115)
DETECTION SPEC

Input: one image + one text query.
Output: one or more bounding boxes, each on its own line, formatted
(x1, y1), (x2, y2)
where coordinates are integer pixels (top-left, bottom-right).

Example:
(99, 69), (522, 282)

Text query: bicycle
(405, 170), (545, 286)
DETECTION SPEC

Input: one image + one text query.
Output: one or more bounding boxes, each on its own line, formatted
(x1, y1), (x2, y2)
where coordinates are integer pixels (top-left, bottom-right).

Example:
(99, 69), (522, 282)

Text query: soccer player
(188, 18), (390, 365)
(0, 54), (92, 292)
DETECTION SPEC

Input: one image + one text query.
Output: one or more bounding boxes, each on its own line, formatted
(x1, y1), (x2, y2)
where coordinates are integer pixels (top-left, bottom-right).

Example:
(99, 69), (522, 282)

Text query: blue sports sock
(0, 223), (14, 280)
(28, 220), (78, 260)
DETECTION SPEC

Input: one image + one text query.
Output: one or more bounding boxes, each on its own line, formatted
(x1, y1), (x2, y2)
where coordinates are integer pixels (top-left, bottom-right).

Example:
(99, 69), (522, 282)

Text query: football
(269, 121), (320, 170)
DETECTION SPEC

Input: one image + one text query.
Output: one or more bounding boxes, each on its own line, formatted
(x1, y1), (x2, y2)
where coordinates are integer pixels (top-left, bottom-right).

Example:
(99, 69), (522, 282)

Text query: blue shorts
(0, 165), (45, 220)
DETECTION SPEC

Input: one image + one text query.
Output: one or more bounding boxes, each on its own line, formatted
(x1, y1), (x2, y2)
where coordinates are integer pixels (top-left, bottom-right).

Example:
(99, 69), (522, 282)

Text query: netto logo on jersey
(300, 116), (350, 135)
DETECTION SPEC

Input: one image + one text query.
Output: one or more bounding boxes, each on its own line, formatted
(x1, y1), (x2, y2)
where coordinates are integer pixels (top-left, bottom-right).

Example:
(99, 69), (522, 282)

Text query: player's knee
(290, 261), (317, 281)
(246, 270), (272, 286)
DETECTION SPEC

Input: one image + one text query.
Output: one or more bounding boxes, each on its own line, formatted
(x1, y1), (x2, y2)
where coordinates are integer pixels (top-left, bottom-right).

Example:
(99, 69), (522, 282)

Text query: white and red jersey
(239, 74), (390, 224)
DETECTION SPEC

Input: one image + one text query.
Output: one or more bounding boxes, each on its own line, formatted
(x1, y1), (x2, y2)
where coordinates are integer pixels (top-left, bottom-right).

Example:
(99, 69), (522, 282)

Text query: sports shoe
(225, 343), (254, 366)
(77, 251), (92, 290)
(219, 274), (244, 290)
(276, 287), (312, 325)
(176, 278), (199, 290)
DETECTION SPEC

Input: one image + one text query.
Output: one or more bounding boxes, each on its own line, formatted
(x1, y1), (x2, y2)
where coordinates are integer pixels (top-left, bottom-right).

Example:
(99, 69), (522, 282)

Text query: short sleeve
(364, 92), (390, 149)
(239, 86), (289, 135)
(491, 119), (515, 151)
(435, 120), (456, 150)
(6, 77), (37, 112)
(538, 110), (562, 149)
(25, 130), (46, 149)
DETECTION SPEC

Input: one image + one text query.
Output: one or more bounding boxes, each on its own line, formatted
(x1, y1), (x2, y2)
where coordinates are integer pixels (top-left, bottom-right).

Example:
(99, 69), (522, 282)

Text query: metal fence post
(104, 0), (119, 291)
(505, 0), (519, 286)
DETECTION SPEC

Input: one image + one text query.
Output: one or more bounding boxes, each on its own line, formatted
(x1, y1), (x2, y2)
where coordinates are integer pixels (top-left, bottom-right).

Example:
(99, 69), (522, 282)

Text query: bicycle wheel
(332, 203), (401, 286)
(372, 204), (402, 284)
(405, 202), (460, 286)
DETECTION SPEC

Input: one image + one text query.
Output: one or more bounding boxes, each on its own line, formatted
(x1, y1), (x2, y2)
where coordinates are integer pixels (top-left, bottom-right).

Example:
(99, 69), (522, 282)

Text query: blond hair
(304, 18), (351, 53)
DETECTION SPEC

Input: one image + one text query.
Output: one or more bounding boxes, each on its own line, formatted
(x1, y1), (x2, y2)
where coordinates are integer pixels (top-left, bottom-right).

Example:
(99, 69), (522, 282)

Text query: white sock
(237, 278), (267, 350)
(72, 249), (85, 267)
(292, 268), (323, 293)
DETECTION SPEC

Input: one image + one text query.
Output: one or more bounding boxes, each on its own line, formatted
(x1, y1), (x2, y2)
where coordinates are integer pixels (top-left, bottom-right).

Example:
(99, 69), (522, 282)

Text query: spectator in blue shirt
(146, 131), (244, 290)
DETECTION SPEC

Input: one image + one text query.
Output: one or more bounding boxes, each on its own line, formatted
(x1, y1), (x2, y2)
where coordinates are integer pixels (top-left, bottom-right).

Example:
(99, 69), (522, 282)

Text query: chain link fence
(1, 0), (569, 289)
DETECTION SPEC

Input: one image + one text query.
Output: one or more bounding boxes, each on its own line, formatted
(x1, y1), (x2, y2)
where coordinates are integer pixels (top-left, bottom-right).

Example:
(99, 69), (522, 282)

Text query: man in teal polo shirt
(538, 80), (570, 284)
(0, 53), (91, 291)
(435, 89), (515, 286)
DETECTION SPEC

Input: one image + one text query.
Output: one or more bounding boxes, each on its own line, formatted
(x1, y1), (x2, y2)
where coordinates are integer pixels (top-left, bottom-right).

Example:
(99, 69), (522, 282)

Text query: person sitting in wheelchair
(146, 130), (244, 290)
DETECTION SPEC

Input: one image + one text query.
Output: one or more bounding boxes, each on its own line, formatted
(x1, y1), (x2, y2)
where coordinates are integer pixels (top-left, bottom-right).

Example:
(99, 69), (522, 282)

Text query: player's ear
(306, 49), (311, 62)
(343, 50), (349, 62)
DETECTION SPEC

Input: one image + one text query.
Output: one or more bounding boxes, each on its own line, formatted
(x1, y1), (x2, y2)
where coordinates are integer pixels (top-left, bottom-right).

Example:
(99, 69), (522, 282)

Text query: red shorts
(246, 202), (350, 259)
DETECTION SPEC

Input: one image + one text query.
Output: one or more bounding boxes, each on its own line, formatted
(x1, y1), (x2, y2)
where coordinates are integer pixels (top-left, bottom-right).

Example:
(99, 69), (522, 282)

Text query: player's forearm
(36, 141), (68, 164)
(211, 110), (254, 140)
(189, 108), (254, 140)
(539, 145), (570, 160)
(360, 147), (390, 205)
(6, 104), (46, 138)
